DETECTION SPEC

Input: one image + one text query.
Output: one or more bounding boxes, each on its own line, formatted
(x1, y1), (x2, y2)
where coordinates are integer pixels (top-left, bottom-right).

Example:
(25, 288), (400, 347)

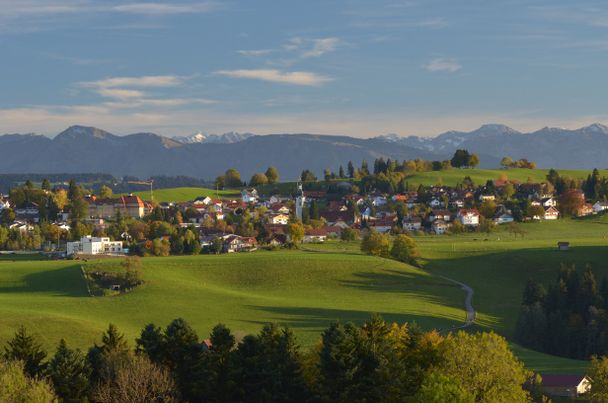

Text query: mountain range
(0, 123), (606, 179)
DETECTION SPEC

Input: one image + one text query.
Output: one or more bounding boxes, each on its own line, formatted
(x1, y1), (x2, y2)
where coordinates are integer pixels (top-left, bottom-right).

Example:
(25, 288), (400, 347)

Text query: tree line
(1, 315), (536, 402)
(515, 265), (608, 359)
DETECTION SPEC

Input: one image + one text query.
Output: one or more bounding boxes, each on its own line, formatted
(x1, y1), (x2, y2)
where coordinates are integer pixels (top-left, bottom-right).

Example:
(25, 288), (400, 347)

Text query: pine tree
(4, 326), (47, 377)
(347, 161), (355, 178)
(48, 339), (91, 402)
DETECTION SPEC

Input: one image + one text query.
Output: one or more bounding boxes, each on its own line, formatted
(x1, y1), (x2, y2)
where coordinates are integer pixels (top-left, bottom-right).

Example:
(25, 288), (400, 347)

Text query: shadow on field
(0, 264), (88, 297)
(340, 269), (456, 295)
(243, 305), (460, 332)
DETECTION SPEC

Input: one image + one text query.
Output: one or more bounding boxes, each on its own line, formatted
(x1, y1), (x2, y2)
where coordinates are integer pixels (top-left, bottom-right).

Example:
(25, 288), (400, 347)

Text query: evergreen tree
(347, 161), (355, 178)
(41, 178), (51, 191)
(4, 326), (47, 377)
(48, 339), (91, 402)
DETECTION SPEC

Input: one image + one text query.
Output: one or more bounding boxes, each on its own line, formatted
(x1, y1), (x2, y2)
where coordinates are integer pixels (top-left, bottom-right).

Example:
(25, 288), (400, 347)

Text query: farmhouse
(458, 209), (480, 227)
(432, 219), (449, 235)
(544, 206), (560, 220)
(577, 203), (595, 217)
(304, 228), (328, 243)
(539, 374), (590, 398)
(267, 213), (289, 225)
(223, 235), (257, 253)
(66, 236), (124, 256)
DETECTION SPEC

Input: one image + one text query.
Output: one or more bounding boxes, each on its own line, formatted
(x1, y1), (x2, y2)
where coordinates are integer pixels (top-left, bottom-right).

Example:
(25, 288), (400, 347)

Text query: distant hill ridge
(0, 123), (606, 178)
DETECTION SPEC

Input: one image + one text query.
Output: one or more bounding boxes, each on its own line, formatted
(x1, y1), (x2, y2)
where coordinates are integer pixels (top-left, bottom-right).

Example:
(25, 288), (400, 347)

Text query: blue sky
(1, 0), (608, 137)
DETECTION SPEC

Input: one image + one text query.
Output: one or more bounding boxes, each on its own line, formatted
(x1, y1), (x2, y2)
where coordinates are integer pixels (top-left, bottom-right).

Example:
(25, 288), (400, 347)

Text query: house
(479, 194), (496, 202)
(429, 198), (442, 208)
(557, 241), (570, 251)
(428, 209), (451, 223)
(432, 219), (449, 235)
(304, 228), (328, 243)
(223, 235), (257, 253)
(372, 195), (388, 207)
(9, 221), (34, 232)
(450, 199), (465, 209)
(402, 217), (422, 232)
(268, 233), (287, 247)
(493, 206), (515, 224)
(321, 211), (358, 226)
(241, 188), (258, 204)
(117, 195), (146, 219)
(368, 216), (396, 233)
(267, 213), (289, 225)
(593, 201), (608, 213)
(66, 236), (124, 256)
(14, 202), (40, 223)
(541, 197), (557, 208)
(539, 374), (590, 398)
(0, 196), (10, 211)
(577, 203), (595, 217)
(544, 206), (560, 220)
(458, 209), (480, 226)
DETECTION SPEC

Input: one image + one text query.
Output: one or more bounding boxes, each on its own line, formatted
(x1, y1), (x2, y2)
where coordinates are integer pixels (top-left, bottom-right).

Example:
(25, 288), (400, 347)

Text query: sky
(1, 0), (608, 138)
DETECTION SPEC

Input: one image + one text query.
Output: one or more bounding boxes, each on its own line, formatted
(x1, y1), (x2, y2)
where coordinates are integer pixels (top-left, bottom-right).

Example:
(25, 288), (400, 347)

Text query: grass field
(0, 252), (465, 355)
(2, 215), (607, 374)
(121, 187), (240, 203)
(402, 168), (608, 187)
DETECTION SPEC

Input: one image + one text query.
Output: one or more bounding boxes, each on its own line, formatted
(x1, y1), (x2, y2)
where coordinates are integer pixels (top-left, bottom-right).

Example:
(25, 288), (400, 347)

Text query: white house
(593, 201), (608, 213)
(458, 209), (480, 226)
(544, 206), (560, 220)
(67, 236), (124, 256)
(494, 212), (514, 224)
(0, 196), (10, 211)
(241, 188), (258, 204)
(429, 198), (442, 208)
(432, 219), (449, 235)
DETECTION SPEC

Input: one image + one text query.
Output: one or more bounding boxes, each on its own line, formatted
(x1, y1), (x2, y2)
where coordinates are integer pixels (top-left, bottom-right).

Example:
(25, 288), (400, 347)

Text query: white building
(241, 188), (258, 204)
(67, 236), (124, 256)
(295, 182), (306, 221)
(458, 209), (480, 226)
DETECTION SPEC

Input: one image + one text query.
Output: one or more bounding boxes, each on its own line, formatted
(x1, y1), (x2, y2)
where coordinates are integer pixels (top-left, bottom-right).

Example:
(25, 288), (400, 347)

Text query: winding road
(438, 275), (476, 331)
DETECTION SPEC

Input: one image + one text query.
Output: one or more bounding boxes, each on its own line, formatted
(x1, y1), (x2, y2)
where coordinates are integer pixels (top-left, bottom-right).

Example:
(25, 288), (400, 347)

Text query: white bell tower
(295, 181), (305, 221)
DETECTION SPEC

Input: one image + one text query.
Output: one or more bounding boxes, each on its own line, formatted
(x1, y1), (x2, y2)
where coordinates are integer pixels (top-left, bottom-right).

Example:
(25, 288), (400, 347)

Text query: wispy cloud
(111, 2), (217, 15)
(423, 58), (462, 73)
(301, 37), (342, 58)
(215, 69), (332, 86)
(75, 75), (216, 107)
(0, 1), (218, 33)
(237, 49), (274, 57)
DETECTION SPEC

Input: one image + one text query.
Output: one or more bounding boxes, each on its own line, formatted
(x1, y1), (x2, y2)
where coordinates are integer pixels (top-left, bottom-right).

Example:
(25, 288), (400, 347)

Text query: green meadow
(122, 187), (240, 202)
(1, 215), (607, 374)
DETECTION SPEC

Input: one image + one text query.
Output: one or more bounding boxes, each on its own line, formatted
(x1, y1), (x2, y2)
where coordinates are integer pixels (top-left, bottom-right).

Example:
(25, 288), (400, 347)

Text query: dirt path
(438, 275), (476, 331)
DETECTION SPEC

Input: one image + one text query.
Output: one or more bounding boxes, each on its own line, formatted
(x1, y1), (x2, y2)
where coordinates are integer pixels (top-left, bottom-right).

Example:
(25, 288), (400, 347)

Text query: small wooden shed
(557, 241), (570, 251)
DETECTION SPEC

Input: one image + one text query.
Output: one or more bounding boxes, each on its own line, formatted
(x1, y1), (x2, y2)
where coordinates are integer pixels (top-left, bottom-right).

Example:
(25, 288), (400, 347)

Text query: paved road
(438, 275), (476, 331)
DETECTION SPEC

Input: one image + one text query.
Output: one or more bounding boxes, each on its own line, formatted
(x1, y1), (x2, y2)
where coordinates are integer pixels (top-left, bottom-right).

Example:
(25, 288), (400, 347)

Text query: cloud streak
(423, 58), (462, 73)
(215, 69), (332, 86)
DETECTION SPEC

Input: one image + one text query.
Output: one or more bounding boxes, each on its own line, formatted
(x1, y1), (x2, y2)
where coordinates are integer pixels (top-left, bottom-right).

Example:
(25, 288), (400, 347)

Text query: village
(1, 168), (606, 258)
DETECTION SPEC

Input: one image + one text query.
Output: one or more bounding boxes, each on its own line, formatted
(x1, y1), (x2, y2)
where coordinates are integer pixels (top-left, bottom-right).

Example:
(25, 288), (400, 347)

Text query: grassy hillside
(404, 168), (608, 187)
(417, 215), (608, 374)
(121, 187), (240, 203)
(0, 252), (464, 353)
